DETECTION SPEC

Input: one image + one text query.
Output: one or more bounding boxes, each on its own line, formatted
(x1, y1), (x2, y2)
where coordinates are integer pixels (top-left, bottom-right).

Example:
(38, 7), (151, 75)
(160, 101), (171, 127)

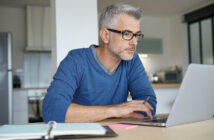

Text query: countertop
(13, 83), (180, 91)
(13, 87), (48, 91)
(151, 83), (180, 88)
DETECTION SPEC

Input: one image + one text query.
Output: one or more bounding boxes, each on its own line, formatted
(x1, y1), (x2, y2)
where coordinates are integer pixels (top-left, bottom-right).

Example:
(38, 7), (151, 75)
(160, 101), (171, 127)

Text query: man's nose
(129, 36), (138, 46)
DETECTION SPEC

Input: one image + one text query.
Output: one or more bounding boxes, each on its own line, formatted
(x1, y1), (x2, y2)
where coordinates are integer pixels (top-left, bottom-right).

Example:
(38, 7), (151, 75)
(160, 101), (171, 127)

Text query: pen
(143, 96), (150, 104)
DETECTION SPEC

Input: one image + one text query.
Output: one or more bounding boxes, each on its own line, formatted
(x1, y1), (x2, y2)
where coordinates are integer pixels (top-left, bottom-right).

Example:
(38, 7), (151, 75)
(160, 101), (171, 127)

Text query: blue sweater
(42, 45), (157, 122)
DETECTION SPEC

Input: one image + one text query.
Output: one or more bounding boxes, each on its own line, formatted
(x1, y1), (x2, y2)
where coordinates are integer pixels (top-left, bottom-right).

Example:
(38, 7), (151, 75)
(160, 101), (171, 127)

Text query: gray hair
(99, 3), (142, 30)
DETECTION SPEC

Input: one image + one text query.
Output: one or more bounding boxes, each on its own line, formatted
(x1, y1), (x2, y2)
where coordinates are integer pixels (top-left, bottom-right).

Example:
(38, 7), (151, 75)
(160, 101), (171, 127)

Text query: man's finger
(145, 102), (154, 110)
(130, 112), (145, 119)
(136, 100), (154, 111)
(144, 109), (153, 120)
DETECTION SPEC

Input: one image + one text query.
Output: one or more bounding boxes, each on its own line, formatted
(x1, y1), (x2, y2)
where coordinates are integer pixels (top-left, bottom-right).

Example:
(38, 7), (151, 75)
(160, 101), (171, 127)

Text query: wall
(140, 16), (183, 76)
(51, 0), (98, 74)
(0, 7), (26, 69)
(169, 15), (183, 68)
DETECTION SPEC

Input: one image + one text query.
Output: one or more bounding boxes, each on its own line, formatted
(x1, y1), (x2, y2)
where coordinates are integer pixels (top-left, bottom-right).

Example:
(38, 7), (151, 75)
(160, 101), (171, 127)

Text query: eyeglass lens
(122, 31), (143, 41)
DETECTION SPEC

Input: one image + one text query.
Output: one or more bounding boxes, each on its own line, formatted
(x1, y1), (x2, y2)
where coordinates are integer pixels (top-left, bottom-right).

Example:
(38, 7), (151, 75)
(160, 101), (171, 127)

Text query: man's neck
(96, 45), (121, 73)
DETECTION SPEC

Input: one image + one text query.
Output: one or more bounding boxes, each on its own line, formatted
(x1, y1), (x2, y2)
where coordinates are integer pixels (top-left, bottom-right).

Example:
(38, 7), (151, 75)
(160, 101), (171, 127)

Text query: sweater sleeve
(128, 54), (157, 116)
(42, 51), (83, 122)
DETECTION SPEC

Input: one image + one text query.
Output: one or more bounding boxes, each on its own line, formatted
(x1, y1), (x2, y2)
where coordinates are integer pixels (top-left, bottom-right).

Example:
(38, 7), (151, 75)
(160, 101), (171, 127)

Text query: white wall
(51, 0), (98, 74)
(0, 7), (26, 69)
(169, 15), (183, 67)
(140, 16), (183, 76)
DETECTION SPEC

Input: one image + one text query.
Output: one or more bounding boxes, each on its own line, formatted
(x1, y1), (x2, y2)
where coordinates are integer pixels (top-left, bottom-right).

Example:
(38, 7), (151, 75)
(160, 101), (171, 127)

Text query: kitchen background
(0, 0), (213, 124)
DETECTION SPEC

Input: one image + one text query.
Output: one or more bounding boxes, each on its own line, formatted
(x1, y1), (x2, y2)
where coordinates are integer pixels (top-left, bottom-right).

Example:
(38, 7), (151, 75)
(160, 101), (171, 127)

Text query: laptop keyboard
(152, 118), (167, 123)
(143, 116), (168, 123)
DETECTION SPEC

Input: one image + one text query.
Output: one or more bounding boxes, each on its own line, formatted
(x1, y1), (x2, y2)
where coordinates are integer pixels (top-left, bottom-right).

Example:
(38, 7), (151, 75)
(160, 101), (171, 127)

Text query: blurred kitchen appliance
(156, 71), (181, 83)
(28, 89), (46, 123)
(151, 74), (159, 83)
(13, 75), (21, 88)
(0, 32), (13, 124)
(155, 66), (182, 83)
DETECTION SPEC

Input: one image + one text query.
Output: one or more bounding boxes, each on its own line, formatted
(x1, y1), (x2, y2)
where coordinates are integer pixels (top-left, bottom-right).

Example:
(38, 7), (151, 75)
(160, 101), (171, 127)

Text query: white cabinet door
(155, 88), (179, 114)
(127, 87), (179, 114)
(13, 90), (28, 124)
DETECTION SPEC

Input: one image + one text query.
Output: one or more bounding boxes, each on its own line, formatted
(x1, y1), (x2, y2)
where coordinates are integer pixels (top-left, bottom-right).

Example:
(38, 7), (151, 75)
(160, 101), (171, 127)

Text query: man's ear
(99, 28), (110, 44)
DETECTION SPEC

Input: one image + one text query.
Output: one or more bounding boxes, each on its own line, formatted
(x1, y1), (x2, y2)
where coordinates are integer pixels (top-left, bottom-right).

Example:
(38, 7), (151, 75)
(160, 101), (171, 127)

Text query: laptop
(123, 64), (214, 127)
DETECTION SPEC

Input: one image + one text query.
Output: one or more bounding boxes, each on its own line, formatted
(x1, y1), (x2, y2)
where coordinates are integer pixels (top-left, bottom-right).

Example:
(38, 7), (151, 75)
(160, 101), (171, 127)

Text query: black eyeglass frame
(107, 28), (144, 41)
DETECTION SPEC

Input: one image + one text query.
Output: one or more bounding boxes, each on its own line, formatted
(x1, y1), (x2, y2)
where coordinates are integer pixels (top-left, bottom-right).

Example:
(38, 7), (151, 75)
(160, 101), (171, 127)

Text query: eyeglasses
(107, 28), (144, 41)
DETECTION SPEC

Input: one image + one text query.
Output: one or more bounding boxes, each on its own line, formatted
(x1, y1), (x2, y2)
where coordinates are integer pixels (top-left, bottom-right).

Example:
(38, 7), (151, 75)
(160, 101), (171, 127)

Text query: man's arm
(65, 100), (153, 123)
(128, 54), (157, 116)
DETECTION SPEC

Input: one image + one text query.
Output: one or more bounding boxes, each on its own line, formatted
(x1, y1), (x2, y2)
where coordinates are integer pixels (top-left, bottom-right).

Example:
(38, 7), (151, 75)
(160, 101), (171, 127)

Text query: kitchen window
(184, 3), (214, 65)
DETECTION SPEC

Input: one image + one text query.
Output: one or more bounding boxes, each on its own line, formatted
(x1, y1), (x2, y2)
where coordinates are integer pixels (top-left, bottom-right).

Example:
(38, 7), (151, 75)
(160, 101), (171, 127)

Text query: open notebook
(0, 122), (106, 139)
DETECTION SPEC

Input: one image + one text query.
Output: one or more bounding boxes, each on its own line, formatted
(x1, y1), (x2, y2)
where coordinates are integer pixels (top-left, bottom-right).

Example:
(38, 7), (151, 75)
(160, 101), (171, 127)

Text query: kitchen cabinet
(136, 38), (163, 54)
(13, 90), (28, 124)
(26, 6), (51, 51)
(154, 87), (179, 114)
(127, 83), (180, 114)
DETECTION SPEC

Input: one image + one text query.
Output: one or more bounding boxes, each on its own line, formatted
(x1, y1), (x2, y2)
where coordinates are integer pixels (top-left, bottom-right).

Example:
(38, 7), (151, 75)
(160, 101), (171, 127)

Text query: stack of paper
(0, 123), (106, 139)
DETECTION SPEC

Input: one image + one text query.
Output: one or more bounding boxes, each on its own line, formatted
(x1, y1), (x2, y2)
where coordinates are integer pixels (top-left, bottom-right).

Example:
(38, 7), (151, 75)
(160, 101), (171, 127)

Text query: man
(42, 3), (157, 123)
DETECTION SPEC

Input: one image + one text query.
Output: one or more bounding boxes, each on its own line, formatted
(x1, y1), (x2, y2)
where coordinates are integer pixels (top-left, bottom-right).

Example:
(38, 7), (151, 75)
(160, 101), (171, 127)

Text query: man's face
(108, 14), (141, 60)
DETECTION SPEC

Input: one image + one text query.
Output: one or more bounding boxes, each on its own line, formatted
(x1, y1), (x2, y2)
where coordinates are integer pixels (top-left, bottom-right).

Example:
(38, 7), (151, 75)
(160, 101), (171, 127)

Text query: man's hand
(65, 99), (153, 123)
(111, 100), (154, 120)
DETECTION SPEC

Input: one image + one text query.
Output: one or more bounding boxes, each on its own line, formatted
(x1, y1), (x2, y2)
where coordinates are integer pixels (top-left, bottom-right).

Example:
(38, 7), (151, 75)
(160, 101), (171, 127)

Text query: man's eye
(124, 32), (132, 36)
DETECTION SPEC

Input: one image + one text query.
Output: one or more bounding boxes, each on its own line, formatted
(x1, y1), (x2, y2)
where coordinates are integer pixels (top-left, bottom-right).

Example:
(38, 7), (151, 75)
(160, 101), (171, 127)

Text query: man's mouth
(125, 47), (135, 53)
